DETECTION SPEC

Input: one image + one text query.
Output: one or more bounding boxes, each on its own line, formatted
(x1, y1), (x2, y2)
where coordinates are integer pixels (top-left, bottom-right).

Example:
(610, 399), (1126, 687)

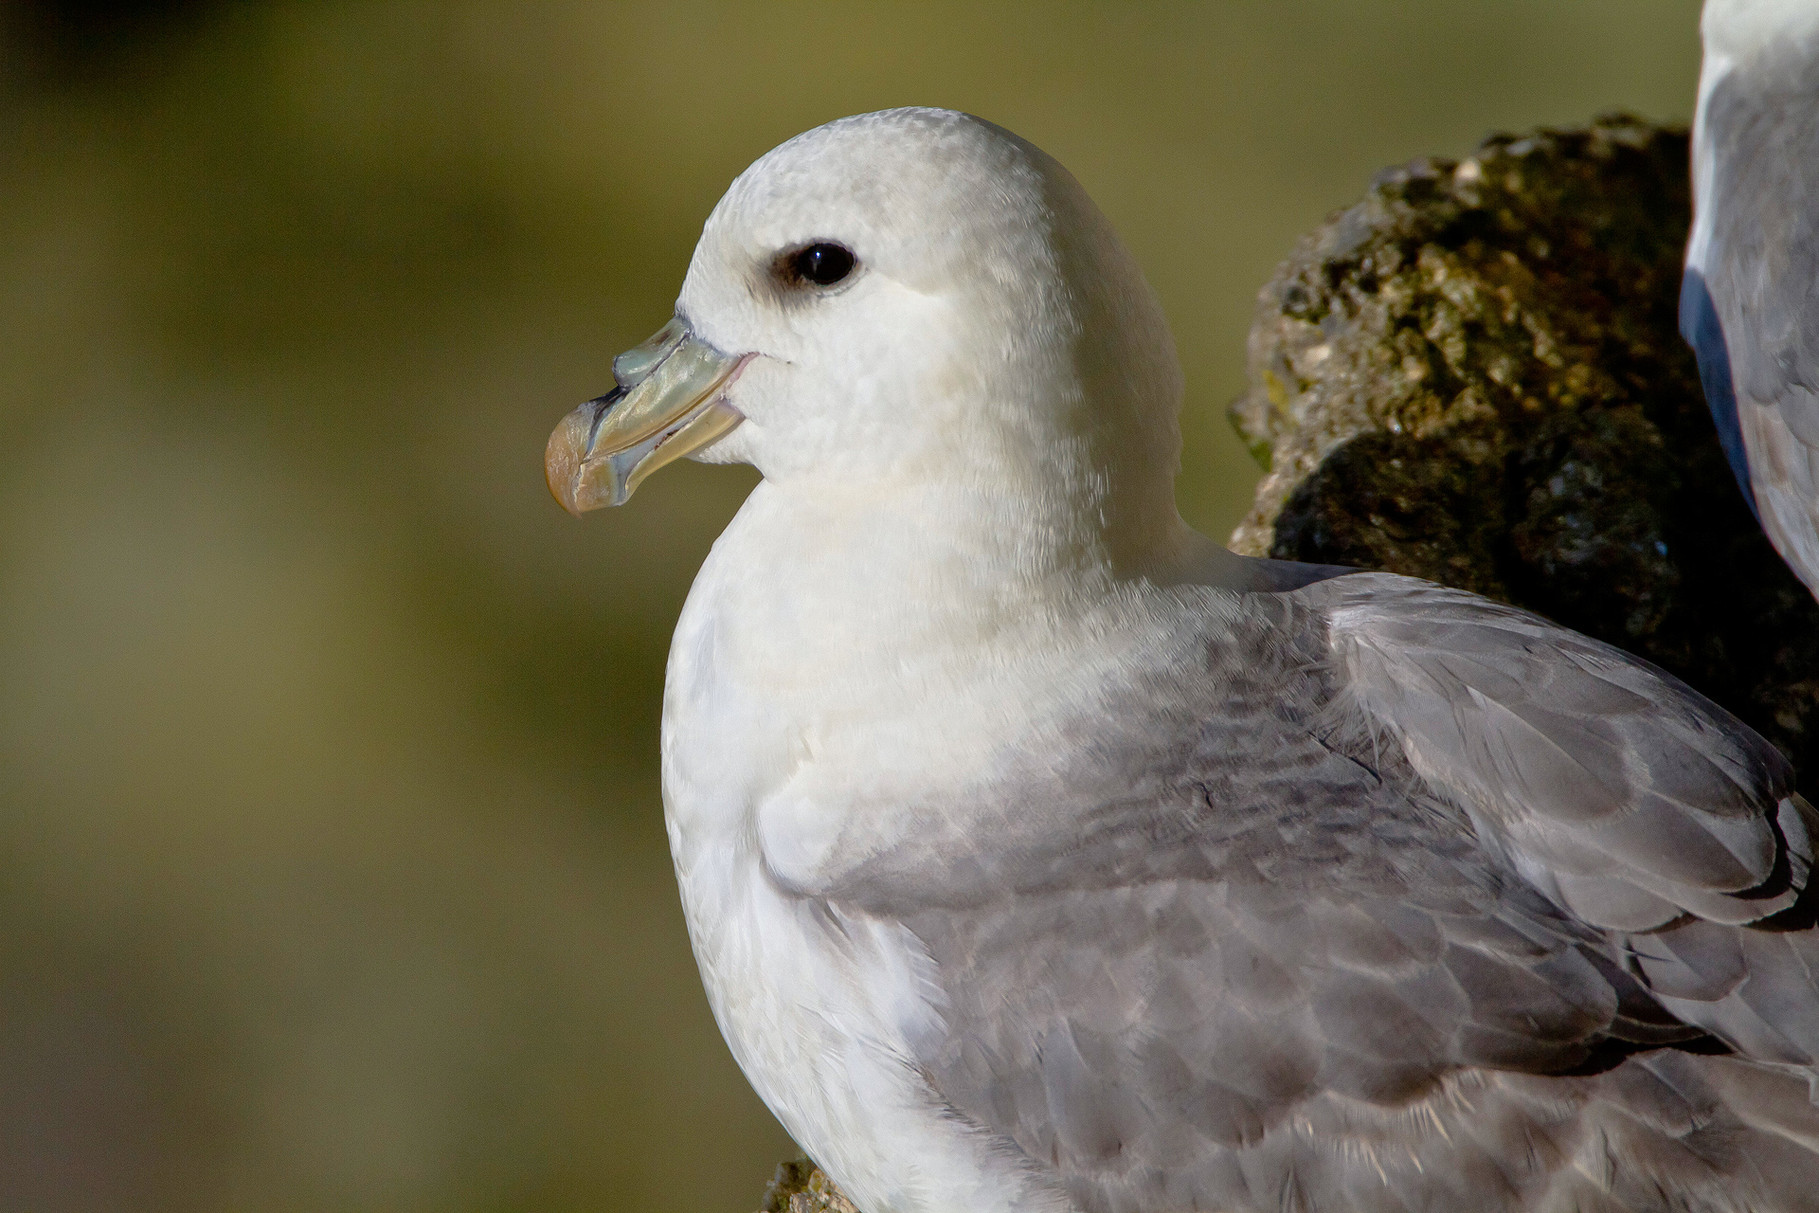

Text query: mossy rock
(757, 1159), (858, 1213)
(1229, 115), (1819, 779)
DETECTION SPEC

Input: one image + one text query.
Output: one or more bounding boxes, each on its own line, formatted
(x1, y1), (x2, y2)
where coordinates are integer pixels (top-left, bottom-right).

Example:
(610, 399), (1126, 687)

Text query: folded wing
(1323, 572), (1819, 1070)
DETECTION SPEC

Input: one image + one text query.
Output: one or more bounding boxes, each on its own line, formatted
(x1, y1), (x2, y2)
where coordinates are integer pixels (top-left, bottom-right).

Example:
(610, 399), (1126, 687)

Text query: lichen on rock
(1229, 115), (1819, 777)
(757, 1159), (858, 1213)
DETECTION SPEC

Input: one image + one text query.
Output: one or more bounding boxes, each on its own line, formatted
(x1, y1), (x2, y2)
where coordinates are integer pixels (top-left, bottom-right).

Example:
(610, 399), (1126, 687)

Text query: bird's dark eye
(789, 242), (856, 287)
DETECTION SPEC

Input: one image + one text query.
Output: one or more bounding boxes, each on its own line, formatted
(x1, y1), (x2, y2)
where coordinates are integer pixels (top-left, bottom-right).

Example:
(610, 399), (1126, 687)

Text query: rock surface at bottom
(757, 1159), (858, 1213)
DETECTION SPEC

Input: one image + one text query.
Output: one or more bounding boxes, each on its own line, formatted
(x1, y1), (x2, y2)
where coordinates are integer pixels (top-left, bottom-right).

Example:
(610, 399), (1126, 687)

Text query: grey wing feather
(1319, 572), (1819, 1071)
(1693, 46), (1819, 591)
(1322, 574), (1801, 928)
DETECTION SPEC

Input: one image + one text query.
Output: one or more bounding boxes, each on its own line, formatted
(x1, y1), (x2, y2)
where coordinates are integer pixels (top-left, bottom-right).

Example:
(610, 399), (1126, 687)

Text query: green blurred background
(0, 2), (1703, 1210)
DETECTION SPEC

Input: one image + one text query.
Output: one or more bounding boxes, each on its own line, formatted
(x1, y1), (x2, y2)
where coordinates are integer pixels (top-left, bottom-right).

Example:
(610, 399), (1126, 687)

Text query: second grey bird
(551, 108), (1819, 1212)
(1682, 0), (1819, 597)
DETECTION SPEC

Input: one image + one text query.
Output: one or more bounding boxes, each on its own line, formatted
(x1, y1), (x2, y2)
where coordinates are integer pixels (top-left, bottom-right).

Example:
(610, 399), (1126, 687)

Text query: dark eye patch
(779, 242), (857, 288)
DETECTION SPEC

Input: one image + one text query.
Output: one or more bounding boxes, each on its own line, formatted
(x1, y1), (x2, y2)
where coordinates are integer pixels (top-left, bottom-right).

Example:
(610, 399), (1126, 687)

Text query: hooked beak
(545, 317), (748, 514)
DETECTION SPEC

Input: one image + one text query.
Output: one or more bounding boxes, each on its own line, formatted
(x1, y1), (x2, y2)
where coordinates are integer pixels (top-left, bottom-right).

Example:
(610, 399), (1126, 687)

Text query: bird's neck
(706, 473), (1202, 650)
(660, 472), (1272, 791)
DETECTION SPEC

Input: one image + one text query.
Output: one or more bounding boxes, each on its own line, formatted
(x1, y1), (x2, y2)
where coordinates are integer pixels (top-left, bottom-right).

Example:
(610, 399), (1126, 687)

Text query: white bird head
(548, 108), (1192, 575)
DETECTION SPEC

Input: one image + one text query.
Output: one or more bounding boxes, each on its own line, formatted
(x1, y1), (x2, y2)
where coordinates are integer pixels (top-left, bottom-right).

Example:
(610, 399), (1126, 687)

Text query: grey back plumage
(811, 573), (1819, 1212)
(1686, 28), (1819, 594)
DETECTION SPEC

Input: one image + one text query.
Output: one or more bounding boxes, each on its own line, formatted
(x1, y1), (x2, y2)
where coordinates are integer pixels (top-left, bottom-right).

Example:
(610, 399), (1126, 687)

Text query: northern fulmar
(550, 108), (1819, 1213)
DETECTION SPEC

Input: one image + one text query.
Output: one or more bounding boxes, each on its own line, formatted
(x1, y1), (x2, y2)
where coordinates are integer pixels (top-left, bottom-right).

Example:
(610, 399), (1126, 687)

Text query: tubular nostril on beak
(611, 317), (689, 386)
